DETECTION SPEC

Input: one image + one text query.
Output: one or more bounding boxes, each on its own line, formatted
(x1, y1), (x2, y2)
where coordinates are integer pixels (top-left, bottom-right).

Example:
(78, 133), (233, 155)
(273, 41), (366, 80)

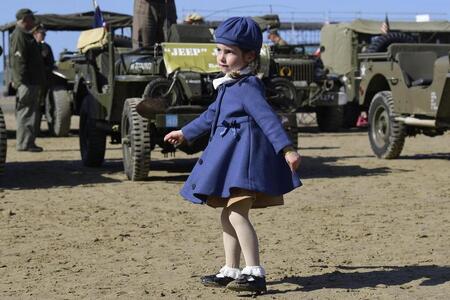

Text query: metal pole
(108, 24), (114, 90)
(2, 31), (5, 71)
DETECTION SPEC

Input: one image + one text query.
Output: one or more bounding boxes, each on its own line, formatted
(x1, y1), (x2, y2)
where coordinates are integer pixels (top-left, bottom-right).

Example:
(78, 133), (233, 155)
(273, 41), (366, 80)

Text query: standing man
(32, 24), (55, 77)
(267, 29), (288, 46)
(32, 24), (55, 133)
(132, 0), (177, 49)
(10, 8), (46, 152)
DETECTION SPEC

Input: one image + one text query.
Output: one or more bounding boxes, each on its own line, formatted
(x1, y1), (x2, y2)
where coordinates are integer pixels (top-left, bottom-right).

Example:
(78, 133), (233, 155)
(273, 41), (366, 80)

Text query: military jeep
(317, 19), (450, 132)
(358, 43), (450, 158)
(0, 11), (133, 137)
(72, 18), (299, 181)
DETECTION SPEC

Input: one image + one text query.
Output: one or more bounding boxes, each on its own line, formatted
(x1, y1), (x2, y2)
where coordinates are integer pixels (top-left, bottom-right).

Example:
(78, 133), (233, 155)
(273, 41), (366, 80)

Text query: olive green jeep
(72, 17), (299, 181)
(317, 19), (450, 132)
(358, 43), (450, 158)
(0, 11), (133, 137)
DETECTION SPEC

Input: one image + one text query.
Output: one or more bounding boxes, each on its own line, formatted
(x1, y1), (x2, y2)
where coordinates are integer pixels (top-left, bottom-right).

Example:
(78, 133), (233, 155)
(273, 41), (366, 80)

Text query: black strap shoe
(226, 274), (267, 294)
(27, 145), (43, 152)
(201, 274), (235, 288)
(17, 145), (43, 152)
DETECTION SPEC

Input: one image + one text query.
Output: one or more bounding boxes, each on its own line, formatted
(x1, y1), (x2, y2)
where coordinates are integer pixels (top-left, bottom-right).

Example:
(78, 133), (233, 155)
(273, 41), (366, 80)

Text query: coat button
(198, 159), (203, 165)
(191, 184), (196, 190)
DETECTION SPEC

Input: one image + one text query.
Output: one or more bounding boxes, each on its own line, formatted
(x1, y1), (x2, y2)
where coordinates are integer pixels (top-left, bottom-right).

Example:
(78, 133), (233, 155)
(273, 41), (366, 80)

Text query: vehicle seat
(395, 51), (436, 87)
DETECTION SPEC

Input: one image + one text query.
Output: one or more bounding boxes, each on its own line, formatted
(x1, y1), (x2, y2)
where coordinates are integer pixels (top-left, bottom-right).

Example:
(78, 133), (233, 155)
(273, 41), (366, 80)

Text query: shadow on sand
(1, 146), (399, 190)
(397, 153), (450, 160)
(298, 155), (395, 179)
(0, 156), (196, 190)
(261, 265), (450, 296)
(1, 159), (124, 190)
(1, 153), (396, 190)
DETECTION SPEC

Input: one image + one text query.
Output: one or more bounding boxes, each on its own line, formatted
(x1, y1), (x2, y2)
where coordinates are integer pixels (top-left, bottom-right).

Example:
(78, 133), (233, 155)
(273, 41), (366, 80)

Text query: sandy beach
(1, 99), (449, 299)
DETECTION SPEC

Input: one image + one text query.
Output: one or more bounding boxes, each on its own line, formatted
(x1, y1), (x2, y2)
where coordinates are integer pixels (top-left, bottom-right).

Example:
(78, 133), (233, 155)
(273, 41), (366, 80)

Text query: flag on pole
(381, 13), (390, 35)
(93, 0), (105, 28)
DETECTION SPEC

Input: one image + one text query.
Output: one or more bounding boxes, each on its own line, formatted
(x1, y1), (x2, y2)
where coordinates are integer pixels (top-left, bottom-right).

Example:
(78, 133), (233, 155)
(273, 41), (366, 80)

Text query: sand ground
(1, 100), (449, 299)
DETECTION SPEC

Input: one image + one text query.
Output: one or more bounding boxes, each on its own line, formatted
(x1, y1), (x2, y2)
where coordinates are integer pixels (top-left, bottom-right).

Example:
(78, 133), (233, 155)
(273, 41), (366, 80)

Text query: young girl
(164, 16), (302, 294)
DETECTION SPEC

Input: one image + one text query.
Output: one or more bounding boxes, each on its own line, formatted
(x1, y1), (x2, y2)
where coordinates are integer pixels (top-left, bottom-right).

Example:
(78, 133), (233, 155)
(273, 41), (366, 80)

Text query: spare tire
(265, 77), (297, 112)
(365, 32), (415, 53)
(46, 87), (72, 137)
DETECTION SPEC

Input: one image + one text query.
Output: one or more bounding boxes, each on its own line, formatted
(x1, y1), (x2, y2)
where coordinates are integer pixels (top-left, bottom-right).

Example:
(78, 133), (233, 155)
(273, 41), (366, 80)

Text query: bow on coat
(219, 120), (241, 138)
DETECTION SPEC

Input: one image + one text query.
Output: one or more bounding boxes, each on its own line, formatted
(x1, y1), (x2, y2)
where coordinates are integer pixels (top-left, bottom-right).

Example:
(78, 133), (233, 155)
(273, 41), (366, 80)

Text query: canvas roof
(320, 18), (450, 75)
(345, 18), (450, 34)
(0, 11), (132, 32)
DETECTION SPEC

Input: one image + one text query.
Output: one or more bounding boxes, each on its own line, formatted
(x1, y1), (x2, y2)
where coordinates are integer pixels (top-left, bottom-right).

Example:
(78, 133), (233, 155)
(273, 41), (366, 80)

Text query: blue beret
(214, 17), (262, 52)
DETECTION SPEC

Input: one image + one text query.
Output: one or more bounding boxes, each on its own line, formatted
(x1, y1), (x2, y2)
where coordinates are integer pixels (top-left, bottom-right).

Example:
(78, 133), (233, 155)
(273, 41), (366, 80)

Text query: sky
(1, 0), (450, 71)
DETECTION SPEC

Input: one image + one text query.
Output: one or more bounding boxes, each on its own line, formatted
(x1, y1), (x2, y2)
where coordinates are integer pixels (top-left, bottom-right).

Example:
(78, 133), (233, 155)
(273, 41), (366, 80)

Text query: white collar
(212, 67), (252, 90)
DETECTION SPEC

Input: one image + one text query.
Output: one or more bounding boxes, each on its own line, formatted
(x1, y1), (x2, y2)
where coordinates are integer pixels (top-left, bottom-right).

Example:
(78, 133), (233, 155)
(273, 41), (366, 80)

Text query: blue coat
(180, 75), (302, 204)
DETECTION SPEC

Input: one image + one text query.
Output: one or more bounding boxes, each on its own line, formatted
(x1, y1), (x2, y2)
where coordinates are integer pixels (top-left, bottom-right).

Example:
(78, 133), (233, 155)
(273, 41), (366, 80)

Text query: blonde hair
(232, 49), (260, 77)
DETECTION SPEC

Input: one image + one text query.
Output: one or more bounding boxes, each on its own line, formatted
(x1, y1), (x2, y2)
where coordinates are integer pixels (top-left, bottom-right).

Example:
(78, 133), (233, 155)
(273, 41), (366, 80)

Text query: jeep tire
(46, 87), (72, 137)
(265, 77), (297, 112)
(368, 91), (406, 159)
(143, 77), (180, 107)
(79, 95), (106, 167)
(365, 32), (415, 53)
(122, 98), (151, 181)
(315, 106), (344, 132)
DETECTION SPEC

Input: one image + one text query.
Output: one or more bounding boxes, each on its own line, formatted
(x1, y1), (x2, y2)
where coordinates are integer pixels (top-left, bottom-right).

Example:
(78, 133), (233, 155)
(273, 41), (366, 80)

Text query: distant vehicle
(71, 16), (299, 181)
(317, 19), (450, 132)
(0, 11), (133, 136)
(359, 43), (450, 158)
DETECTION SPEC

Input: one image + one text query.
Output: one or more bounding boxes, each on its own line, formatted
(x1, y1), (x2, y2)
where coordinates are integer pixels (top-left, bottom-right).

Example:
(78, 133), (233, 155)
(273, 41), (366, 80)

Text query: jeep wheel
(46, 87), (72, 137)
(315, 106), (344, 132)
(368, 91), (405, 159)
(79, 95), (106, 167)
(122, 98), (151, 181)
(143, 78), (180, 107)
(0, 107), (7, 175)
(343, 103), (361, 128)
(265, 77), (297, 112)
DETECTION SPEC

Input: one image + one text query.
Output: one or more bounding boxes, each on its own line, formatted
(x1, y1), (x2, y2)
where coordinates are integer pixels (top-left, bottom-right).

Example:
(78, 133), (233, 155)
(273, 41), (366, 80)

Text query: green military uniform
(10, 25), (46, 150)
(268, 29), (288, 46)
(132, 0), (177, 48)
(37, 39), (55, 131)
(276, 38), (288, 46)
(39, 41), (55, 77)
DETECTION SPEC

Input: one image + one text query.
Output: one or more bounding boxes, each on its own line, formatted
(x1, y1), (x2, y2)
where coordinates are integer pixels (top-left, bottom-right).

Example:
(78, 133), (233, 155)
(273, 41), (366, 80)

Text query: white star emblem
(360, 64), (366, 76)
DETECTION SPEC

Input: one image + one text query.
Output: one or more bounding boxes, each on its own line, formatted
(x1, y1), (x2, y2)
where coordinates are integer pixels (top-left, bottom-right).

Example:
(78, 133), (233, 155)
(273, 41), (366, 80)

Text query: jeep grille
(275, 59), (315, 83)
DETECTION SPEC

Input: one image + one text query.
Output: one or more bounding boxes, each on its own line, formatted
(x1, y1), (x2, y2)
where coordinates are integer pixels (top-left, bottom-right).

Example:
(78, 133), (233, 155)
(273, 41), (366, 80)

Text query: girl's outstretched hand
(164, 130), (185, 146)
(285, 151), (301, 173)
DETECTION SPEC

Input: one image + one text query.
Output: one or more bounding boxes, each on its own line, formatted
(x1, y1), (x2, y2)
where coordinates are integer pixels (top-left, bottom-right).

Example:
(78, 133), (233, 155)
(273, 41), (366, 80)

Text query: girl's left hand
(285, 151), (301, 173)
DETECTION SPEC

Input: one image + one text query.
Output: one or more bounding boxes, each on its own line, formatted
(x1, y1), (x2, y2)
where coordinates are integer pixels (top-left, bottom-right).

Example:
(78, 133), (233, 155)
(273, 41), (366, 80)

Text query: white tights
(220, 196), (260, 269)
